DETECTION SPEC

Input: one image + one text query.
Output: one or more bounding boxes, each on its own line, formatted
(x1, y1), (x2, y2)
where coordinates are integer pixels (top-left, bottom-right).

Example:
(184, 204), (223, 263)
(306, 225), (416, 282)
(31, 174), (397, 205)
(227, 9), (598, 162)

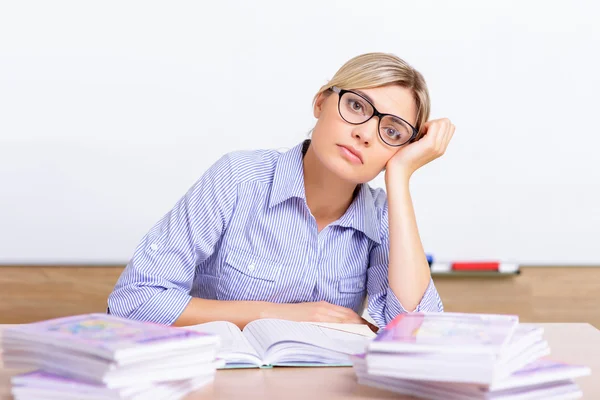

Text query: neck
(302, 144), (358, 226)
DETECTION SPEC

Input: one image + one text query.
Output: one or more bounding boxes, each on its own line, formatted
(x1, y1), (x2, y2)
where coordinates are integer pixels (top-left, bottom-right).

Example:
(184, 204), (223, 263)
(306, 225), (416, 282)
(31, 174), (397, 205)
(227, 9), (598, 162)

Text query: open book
(186, 318), (375, 369)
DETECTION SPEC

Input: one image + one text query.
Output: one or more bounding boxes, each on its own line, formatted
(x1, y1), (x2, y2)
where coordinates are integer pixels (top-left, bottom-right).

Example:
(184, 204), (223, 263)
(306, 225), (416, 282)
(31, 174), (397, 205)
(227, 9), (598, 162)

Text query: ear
(313, 92), (328, 119)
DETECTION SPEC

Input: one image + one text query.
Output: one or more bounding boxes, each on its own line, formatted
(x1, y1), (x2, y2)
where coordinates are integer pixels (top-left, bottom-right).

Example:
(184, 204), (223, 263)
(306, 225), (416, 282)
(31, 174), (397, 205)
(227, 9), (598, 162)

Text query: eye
(349, 99), (364, 112)
(384, 127), (401, 139)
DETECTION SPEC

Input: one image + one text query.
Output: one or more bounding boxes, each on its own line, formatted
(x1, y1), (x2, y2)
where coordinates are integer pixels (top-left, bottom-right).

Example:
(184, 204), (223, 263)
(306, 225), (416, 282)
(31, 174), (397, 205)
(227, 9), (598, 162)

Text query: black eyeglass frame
(330, 86), (418, 147)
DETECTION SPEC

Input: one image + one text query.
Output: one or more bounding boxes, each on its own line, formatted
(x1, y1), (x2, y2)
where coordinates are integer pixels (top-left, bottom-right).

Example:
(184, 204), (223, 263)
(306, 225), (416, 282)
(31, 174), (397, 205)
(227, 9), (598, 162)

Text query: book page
(243, 319), (370, 365)
(186, 321), (260, 365)
(306, 322), (377, 338)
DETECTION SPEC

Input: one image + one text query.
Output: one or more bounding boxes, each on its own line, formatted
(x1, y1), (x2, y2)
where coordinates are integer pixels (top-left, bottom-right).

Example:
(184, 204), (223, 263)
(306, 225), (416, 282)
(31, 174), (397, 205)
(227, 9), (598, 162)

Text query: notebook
(2, 314), (219, 364)
(11, 369), (218, 400)
(353, 355), (589, 400)
(365, 324), (549, 385)
(2, 314), (220, 388)
(187, 318), (374, 368)
(369, 312), (519, 355)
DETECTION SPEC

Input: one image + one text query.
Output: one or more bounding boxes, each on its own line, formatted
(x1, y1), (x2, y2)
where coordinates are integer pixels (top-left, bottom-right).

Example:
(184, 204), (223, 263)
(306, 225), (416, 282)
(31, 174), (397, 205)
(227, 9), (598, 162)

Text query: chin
(310, 138), (377, 184)
(322, 155), (373, 185)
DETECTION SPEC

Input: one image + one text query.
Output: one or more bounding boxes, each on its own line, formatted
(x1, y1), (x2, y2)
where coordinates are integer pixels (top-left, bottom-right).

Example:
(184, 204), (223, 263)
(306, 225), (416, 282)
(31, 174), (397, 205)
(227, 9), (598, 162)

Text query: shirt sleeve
(107, 154), (238, 325)
(366, 200), (444, 328)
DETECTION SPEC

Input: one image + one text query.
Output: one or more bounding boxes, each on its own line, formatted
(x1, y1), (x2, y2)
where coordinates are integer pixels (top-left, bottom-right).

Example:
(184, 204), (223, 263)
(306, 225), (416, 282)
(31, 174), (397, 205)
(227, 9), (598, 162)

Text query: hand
(267, 301), (364, 324)
(386, 118), (455, 180)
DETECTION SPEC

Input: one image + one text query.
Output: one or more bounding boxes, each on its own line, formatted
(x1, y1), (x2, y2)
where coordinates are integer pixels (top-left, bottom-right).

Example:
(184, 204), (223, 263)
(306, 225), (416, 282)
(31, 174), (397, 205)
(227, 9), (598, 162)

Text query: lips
(338, 144), (364, 164)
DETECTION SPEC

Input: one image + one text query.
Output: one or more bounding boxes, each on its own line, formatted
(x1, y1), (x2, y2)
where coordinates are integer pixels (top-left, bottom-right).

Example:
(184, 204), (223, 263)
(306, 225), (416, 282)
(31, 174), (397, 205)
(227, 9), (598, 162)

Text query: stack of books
(1, 313), (222, 399)
(352, 313), (591, 400)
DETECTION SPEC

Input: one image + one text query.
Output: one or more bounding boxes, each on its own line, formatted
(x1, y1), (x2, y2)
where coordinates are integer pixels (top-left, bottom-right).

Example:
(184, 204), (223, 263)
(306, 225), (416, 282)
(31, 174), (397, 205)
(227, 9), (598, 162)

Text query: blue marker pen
(426, 253), (434, 266)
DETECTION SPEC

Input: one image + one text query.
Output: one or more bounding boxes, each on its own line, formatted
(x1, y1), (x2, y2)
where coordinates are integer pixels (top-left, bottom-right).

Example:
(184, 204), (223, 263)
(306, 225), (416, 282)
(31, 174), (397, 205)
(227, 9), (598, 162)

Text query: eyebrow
(354, 89), (411, 126)
(389, 115), (409, 126)
(354, 90), (376, 105)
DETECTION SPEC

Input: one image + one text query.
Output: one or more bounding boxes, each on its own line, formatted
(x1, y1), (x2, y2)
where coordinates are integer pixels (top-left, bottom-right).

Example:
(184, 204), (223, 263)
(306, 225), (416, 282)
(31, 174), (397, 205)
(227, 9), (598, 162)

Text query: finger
(420, 118), (441, 134)
(315, 313), (343, 323)
(439, 122), (454, 150)
(340, 310), (362, 322)
(319, 305), (352, 321)
(421, 122), (439, 146)
(435, 119), (450, 151)
(321, 301), (355, 314)
(443, 124), (455, 149)
(433, 122), (444, 151)
(420, 120), (432, 135)
(338, 306), (364, 322)
(337, 307), (363, 323)
(327, 309), (357, 323)
(419, 120), (439, 141)
(321, 302), (362, 321)
(313, 306), (345, 322)
(344, 313), (364, 324)
(419, 123), (440, 154)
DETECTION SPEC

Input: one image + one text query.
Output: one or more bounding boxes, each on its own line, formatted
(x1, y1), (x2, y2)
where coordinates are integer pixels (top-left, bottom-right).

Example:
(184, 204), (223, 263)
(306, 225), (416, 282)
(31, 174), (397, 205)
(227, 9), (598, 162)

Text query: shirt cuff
(384, 278), (443, 323)
(127, 289), (193, 325)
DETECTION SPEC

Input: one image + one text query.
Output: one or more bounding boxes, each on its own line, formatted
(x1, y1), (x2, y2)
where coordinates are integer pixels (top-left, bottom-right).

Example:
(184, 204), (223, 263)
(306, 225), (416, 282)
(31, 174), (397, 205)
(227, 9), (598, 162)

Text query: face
(311, 84), (418, 184)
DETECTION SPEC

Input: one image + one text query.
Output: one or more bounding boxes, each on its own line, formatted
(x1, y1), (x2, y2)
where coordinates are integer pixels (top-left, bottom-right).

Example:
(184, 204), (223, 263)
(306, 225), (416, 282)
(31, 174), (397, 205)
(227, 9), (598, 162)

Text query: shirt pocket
(338, 274), (366, 294)
(336, 274), (367, 314)
(218, 248), (282, 301)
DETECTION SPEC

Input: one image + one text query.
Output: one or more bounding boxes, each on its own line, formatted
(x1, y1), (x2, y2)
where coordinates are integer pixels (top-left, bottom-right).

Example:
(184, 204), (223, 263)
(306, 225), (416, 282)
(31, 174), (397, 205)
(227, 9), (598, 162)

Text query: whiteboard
(1, 0), (599, 265)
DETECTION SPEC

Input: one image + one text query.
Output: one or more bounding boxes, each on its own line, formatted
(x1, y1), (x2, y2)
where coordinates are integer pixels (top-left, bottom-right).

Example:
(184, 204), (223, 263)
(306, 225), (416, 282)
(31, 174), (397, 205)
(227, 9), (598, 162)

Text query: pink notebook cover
(372, 312), (519, 351)
(3, 313), (215, 351)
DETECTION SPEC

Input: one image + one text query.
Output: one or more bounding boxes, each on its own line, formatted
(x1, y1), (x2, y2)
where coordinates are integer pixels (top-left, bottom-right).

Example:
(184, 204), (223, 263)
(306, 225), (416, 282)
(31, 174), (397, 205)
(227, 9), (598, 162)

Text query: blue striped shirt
(108, 140), (443, 327)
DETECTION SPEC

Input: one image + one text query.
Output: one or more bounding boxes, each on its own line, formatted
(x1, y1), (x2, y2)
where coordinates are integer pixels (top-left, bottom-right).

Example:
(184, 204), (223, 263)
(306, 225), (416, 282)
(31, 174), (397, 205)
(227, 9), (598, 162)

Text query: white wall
(1, 0), (599, 265)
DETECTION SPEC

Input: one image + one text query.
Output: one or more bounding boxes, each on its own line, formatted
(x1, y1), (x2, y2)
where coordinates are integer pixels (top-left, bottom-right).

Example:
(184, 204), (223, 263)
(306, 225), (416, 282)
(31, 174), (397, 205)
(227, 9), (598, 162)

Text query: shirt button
(248, 263), (255, 272)
(150, 243), (158, 251)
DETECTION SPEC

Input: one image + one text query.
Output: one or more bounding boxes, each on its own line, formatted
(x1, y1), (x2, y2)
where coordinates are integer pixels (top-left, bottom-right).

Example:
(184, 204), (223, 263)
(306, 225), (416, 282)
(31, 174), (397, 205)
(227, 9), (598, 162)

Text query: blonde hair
(313, 52), (430, 137)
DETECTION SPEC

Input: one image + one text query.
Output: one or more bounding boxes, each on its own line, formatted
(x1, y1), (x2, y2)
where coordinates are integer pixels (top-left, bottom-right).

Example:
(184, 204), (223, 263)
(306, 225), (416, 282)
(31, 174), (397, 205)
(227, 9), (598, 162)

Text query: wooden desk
(1, 323), (599, 399)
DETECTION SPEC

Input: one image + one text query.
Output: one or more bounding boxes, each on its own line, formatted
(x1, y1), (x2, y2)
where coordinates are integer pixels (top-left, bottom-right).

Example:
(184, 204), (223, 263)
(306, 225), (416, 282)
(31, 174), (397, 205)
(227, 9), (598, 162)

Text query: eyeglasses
(330, 86), (417, 147)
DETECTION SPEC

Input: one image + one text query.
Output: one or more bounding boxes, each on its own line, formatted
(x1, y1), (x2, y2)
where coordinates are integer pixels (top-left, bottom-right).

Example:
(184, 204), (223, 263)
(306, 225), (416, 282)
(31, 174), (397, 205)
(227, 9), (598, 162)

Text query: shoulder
(213, 147), (283, 185)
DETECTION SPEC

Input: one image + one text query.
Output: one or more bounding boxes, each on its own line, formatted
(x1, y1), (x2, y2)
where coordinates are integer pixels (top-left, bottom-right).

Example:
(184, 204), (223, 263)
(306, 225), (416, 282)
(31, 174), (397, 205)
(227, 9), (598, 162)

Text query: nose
(352, 117), (379, 146)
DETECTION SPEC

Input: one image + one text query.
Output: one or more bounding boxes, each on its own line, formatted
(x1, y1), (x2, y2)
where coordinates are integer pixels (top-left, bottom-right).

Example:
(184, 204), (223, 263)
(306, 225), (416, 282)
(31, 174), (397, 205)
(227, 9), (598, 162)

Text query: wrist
(258, 301), (283, 320)
(385, 167), (412, 188)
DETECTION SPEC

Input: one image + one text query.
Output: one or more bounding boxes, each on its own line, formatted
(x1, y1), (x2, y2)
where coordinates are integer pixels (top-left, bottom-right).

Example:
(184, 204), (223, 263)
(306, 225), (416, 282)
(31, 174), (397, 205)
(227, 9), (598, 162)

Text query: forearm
(385, 170), (432, 311)
(172, 298), (370, 329)
(173, 298), (278, 329)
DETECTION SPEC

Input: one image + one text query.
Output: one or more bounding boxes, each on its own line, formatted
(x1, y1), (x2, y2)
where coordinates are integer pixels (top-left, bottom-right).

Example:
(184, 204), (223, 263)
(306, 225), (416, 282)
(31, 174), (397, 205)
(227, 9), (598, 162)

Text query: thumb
(407, 129), (434, 150)
(420, 120), (433, 131)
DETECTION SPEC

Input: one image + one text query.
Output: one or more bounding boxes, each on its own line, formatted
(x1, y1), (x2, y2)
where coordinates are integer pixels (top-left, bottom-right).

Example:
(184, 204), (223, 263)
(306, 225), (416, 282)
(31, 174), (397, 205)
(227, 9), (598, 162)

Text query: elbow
(107, 288), (137, 319)
(418, 286), (444, 313)
(107, 285), (192, 326)
(107, 283), (157, 320)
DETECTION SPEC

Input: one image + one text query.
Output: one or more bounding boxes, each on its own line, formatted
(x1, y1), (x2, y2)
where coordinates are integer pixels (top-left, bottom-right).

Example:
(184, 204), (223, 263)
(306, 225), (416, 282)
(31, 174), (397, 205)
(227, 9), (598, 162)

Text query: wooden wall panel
(435, 268), (600, 328)
(0, 267), (122, 324)
(0, 266), (598, 327)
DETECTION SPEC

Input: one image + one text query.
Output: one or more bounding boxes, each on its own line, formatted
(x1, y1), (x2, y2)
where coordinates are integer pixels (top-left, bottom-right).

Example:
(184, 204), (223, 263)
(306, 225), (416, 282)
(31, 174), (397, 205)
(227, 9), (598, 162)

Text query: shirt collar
(268, 140), (308, 208)
(269, 140), (381, 244)
(333, 183), (381, 244)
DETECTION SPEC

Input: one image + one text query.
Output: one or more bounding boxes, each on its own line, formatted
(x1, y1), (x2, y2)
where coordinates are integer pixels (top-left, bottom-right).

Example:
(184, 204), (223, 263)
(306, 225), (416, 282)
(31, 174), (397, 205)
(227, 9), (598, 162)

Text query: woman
(108, 52), (454, 329)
